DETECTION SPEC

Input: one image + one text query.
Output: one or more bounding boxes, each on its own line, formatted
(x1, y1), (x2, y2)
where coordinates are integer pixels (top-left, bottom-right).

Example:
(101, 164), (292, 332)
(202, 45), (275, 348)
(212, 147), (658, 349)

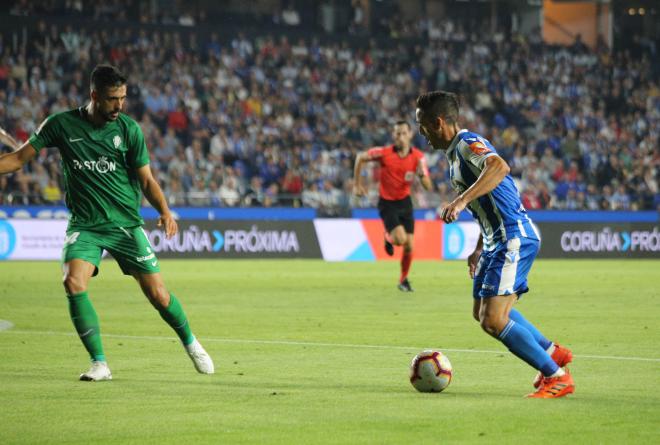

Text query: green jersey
(29, 108), (150, 230)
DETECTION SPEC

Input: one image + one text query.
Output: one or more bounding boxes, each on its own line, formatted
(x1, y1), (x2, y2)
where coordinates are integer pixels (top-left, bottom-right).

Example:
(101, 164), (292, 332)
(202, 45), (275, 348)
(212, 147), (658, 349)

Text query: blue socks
(498, 319), (558, 376)
(509, 309), (552, 351)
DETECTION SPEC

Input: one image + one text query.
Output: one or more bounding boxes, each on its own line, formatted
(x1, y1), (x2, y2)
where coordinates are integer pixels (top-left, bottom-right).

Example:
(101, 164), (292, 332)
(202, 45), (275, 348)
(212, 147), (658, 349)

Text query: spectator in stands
(219, 176), (241, 207)
(43, 179), (62, 204)
(0, 9), (657, 211)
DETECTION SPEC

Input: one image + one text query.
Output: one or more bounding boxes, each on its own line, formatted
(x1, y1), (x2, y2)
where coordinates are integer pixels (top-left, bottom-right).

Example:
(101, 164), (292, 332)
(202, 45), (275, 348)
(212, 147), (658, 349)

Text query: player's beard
(96, 104), (120, 122)
(424, 135), (443, 151)
(103, 108), (121, 122)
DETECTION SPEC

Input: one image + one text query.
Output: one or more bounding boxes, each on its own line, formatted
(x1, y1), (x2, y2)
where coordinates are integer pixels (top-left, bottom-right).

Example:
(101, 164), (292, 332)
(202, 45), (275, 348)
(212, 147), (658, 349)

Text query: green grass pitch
(1, 259), (659, 444)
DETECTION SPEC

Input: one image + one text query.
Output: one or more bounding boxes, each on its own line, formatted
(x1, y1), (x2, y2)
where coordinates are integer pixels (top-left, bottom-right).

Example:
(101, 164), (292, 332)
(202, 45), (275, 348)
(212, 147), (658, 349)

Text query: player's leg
(505, 238), (552, 350)
(477, 238), (573, 397)
(477, 239), (555, 369)
(63, 260), (108, 366)
(472, 299), (482, 324)
(378, 198), (401, 256)
(397, 234), (414, 292)
(482, 295), (574, 398)
(132, 271), (214, 374)
(388, 225), (407, 246)
(508, 309), (552, 351)
(480, 294), (567, 372)
(131, 271), (192, 345)
(391, 199), (414, 291)
(391, 197), (413, 248)
(62, 231), (111, 381)
(495, 236), (573, 386)
(472, 252), (486, 323)
(509, 248), (573, 388)
(109, 225), (214, 374)
(510, 305), (574, 388)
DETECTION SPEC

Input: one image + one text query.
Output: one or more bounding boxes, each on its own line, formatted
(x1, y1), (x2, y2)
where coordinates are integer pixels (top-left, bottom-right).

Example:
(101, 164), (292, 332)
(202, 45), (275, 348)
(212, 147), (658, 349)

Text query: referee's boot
(398, 278), (414, 292)
(384, 238), (394, 256)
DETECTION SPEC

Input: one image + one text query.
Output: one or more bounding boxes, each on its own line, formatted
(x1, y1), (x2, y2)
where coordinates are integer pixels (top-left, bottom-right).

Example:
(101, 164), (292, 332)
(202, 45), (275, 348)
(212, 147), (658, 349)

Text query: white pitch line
(0, 320), (14, 332)
(3, 329), (660, 363)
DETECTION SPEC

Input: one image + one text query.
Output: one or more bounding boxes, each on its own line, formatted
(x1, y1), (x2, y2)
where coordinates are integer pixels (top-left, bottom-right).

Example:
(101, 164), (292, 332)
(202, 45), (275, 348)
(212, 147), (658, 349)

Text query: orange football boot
(533, 343), (573, 388)
(527, 368), (575, 399)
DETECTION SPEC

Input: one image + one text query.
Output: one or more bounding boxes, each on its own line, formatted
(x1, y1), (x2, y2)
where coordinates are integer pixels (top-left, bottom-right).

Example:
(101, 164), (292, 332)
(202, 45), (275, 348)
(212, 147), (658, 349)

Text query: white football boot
(79, 361), (112, 381)
(184, 338), (215, 374)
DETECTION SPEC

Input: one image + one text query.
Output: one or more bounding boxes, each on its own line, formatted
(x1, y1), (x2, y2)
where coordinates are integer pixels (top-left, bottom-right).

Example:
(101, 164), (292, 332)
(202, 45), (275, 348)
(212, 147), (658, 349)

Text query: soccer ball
(409, 350), (453, 393)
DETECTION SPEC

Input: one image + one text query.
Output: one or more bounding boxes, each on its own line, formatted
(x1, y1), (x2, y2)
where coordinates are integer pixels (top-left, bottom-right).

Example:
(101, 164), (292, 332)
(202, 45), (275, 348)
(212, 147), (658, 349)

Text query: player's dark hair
(416, 91), (460, 125)
(393, 120), (411, 130)
(90, 64), (127, 94)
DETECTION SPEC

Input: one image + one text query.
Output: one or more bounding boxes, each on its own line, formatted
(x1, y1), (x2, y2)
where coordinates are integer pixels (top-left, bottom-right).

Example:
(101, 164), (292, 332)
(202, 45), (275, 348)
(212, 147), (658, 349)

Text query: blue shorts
(473, 237), (540, 299)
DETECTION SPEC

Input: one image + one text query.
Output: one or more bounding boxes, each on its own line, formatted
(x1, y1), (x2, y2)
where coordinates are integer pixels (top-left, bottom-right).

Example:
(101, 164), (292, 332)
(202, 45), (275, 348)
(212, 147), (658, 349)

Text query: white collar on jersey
(446, 129), (468, 158)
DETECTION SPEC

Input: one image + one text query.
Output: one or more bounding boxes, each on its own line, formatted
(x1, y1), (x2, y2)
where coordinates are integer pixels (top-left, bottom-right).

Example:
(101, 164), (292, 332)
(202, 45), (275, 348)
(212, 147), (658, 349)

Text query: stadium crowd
(0, 5), (658, 214)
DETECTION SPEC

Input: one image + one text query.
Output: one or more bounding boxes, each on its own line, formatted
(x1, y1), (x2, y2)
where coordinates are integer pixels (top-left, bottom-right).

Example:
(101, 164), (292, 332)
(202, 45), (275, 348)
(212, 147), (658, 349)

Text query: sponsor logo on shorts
(136, 252), (156, 263)
(136, 245), (158, 266)
(64, 232), (80, 246)
(505, 250), (519, 264)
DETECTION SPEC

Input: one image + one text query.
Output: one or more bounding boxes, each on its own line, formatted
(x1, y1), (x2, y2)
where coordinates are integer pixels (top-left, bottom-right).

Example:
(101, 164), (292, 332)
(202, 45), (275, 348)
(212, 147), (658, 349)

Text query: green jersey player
(0, 65), (214, 381)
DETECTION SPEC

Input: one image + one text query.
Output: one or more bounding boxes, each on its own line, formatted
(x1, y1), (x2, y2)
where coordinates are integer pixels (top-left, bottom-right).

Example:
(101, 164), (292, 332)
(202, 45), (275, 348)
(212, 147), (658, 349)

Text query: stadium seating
(0, 2), (657, 212)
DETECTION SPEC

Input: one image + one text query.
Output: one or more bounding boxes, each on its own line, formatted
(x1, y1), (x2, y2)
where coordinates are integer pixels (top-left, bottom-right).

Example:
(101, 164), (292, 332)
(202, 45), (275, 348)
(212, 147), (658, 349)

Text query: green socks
(67, 291), (106, 362)
(67, 292), (194, 362)
(158, 293), (194, 345)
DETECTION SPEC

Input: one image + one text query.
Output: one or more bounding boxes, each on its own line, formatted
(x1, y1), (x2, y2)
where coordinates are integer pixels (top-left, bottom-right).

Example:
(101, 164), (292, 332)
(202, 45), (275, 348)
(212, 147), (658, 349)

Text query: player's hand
(353, 183), (367, 197)
(440, 196), (467, 223)
(467, 248), (481, 279)
(158, 212), (178, 239)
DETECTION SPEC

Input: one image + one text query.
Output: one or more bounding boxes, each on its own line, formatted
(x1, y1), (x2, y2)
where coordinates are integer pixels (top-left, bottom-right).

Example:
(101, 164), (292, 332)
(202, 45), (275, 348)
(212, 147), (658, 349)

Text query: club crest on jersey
(113, 135), (122, 149)
(468, 141), (491, 155)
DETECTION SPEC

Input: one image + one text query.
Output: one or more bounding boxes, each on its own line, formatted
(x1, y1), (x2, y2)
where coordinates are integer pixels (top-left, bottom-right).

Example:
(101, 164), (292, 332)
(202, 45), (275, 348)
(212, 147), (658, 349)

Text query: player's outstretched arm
(0, 127), (20, 151)
(136, 164), (178, 238)
(0, 142), (37, 175)
(353, 151), (371, 197)
(420, 175), (433, 191)
(441, 155), (509, 223)
(417, 154), (433, 191)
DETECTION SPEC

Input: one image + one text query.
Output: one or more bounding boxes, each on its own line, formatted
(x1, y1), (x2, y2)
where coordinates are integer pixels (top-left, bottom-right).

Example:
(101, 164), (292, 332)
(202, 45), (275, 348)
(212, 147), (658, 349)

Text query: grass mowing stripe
(4, 329), (660, 363)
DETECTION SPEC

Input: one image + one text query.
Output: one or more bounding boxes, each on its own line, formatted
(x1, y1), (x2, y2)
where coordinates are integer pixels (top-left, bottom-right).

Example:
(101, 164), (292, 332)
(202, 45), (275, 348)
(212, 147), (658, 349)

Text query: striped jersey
(445, 129), (539, 251)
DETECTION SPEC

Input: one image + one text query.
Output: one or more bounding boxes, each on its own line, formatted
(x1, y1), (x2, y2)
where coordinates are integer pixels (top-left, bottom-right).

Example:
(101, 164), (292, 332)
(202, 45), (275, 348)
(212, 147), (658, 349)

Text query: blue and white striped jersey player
(415, 91), (575, 398)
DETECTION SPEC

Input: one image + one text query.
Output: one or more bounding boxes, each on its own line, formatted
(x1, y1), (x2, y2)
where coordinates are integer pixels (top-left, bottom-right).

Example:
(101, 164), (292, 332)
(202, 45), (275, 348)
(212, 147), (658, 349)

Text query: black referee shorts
(378, 196), (414, 234)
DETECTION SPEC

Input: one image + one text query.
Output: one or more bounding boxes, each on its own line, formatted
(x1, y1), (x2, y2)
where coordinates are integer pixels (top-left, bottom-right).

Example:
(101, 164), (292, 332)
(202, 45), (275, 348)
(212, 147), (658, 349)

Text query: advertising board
(0, 219), (67, 260)
(537, 223), (660, 258)
(142, 220), (322, 259)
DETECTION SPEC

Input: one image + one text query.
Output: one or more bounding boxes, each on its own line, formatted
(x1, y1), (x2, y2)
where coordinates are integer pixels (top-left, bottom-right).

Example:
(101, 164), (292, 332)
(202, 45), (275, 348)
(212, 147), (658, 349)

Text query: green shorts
(62, 226), (160, 276)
